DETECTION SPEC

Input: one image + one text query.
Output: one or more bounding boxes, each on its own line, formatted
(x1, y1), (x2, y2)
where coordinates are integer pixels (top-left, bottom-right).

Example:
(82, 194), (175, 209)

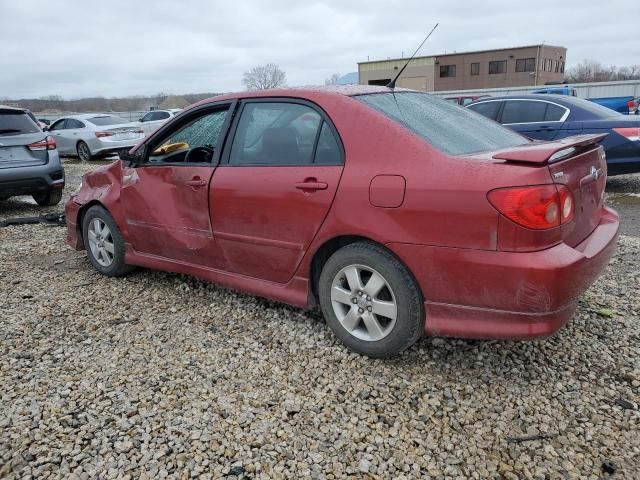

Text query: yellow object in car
(152, 142), (189, 155)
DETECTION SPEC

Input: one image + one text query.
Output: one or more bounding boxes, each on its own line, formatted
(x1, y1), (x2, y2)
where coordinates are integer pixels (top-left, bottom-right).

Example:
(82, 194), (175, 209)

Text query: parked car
(467, 94), (640, 175)
(138, 109), (181, 135)
(445, 95), (490, 106)
(46, 114), (145, 161)
(65, 87), (619, 357)
(0, 105), (64, 205)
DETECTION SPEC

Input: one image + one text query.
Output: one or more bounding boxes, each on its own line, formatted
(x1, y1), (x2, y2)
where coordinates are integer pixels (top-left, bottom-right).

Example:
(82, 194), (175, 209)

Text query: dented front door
(120, 165), (220, 266)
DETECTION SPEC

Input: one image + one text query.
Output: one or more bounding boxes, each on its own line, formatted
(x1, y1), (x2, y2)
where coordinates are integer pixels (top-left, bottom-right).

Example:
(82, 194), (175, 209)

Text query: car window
(66, 119), (85, 129)
(0, 110), (40, 135)
(48, 119), (67, 131)
(155, 111), (170, 120)
(467, 102), (502, 121)
(357, 93), (527, 155)
(314, 122), (342, 165)
(229, 102), (323, 166)
(461, 97), (475, 106)
(141, 112), (155, 122)
(501, 101), (548, 124)
(563, 97), (622, 119)
(149, 108), (229, 162)
(544, 103), (567, 121)
(358, 93), (526, 155)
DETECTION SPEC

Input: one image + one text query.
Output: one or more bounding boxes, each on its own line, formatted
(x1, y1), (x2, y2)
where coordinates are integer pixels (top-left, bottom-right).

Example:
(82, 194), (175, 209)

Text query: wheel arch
(308, 235), (424, 305)
(76, 200), (108, 249)
(76, 139), (93, 159)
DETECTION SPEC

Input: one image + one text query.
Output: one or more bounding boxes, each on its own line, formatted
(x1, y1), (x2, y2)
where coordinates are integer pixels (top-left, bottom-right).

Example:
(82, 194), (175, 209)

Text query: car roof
(0, 105), (29, 113)
(469, 94), (571, 103)
(192, 85), (406, 108)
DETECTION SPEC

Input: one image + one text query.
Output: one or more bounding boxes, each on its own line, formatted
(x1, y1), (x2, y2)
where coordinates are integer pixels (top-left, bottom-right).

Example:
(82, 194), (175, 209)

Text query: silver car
(138, 109), (181, 135)
(46, 114), (145, 161)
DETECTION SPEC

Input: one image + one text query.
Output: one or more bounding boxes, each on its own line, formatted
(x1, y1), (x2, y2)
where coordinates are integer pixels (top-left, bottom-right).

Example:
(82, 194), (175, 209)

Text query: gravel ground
(1, 160), (639, 479)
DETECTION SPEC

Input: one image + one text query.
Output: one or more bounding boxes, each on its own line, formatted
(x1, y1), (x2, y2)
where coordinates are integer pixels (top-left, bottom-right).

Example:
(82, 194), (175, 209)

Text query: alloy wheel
(330, 264), (398, 341)
(87, 218), (115, 267)
(78, 142), (90, 162)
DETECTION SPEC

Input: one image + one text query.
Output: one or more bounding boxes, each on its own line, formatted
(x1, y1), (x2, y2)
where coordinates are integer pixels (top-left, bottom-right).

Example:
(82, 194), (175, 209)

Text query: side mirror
(138, 117), (144, 122)
(121, 146), (145, 166)
(42, 126), (49, 131)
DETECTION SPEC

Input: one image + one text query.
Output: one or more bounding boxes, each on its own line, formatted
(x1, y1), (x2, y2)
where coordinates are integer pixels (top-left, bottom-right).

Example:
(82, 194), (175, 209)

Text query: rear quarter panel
(295, 93), (554, 275)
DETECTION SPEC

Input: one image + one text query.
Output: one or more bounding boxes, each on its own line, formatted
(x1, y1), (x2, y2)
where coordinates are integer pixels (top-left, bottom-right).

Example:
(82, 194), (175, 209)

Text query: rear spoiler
(492, 133), (608, 164)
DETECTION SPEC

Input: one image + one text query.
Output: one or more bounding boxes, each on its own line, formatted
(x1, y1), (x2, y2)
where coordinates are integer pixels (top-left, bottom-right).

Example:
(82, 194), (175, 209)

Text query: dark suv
(0, 106), (65, 205)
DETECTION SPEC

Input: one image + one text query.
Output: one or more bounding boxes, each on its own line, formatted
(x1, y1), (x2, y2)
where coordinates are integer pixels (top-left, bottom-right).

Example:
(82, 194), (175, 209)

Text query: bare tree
(325, 73), (341, 85)
(565, 59), (640, 83)
(242, 63), (286, 90)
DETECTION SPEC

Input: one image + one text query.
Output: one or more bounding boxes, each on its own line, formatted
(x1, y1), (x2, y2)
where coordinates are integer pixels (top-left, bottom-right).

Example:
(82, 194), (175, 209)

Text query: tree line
(1, 93), (219, 114)
(559, 59), (640, 83)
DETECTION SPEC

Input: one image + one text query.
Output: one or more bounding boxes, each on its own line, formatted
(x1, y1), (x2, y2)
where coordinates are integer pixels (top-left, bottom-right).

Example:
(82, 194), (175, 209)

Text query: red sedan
(65, 86), (619, 357)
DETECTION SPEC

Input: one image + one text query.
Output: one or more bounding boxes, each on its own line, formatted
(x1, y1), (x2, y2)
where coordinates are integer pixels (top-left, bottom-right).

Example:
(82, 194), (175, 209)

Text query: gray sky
(1, 0), (637, 99)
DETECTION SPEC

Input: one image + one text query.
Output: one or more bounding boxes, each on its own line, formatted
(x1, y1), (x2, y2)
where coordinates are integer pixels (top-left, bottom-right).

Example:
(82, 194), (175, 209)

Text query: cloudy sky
(1, 0), (637, 99)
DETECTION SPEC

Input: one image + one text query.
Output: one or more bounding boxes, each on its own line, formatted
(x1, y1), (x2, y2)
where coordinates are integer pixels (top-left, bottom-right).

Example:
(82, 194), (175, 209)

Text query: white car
(137, 109), (182, 135)
(46, 114), (145, 161)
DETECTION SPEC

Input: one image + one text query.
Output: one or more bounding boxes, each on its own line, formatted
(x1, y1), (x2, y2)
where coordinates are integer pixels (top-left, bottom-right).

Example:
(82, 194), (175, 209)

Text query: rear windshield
(356, 92), (528, 155)
(86, 116), (128, 126)
(565, 98), (623, 119)
(0, 110), (40, 135)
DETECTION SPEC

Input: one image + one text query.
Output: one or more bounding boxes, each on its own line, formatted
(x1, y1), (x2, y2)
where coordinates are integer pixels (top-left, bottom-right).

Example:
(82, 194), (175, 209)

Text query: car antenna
(386, 23), (439, 90)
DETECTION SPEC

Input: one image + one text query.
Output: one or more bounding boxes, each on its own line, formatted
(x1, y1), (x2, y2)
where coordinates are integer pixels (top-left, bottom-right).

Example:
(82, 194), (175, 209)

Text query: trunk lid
(104, 124), (145, 141)
(492, 134), (608, 247)
(0, 132), (49, 169)
(547, 144), (607, 247)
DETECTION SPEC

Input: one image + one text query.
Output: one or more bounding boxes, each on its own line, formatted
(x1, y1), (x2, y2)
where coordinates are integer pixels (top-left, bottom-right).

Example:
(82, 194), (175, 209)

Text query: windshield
(0, 111), (40, 135)
(356, 92), (528, 155)
(86, 116), (128, 126)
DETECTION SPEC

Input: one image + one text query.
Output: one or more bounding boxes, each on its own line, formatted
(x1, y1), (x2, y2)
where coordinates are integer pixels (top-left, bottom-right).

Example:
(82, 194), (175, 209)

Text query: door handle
(295, 179), (328, 191)
(185, 179), (207, 187)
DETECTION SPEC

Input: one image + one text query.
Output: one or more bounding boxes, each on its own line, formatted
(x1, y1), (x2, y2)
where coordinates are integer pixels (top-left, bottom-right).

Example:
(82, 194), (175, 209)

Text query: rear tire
(82, 205), (133, 277)
(77, 141), (93, 162)
(318, 242), (424, 358)
(32, 189), (62, 206)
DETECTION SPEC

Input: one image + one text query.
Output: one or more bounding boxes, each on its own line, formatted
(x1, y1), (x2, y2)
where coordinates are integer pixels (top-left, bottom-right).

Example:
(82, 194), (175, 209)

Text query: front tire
(77, 141), (93, 162)
(318, 242), (424, 358)
(32, 189), (62, 206)
(82, 205), (133, 276)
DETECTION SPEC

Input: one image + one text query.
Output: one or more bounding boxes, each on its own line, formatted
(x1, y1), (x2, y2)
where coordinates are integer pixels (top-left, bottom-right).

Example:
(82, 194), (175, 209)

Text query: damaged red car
(65, 86), (619, 357)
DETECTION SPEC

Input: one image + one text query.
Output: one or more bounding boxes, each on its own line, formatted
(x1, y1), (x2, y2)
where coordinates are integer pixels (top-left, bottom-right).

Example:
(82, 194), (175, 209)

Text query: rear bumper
(388, 207), (620, 340)
(0, 157), (65, 197)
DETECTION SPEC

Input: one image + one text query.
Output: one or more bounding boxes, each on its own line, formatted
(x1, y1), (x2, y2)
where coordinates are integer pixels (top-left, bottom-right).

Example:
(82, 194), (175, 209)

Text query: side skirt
(124, 245), (311, 308)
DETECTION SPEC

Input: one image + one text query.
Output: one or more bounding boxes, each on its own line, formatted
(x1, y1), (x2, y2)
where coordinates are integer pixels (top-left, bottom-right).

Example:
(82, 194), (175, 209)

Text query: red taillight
(27, 136), (56, 151)
(95, 131), (114, 138)
(488, 185), (574, 230)
(613, 127), (640, 142)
